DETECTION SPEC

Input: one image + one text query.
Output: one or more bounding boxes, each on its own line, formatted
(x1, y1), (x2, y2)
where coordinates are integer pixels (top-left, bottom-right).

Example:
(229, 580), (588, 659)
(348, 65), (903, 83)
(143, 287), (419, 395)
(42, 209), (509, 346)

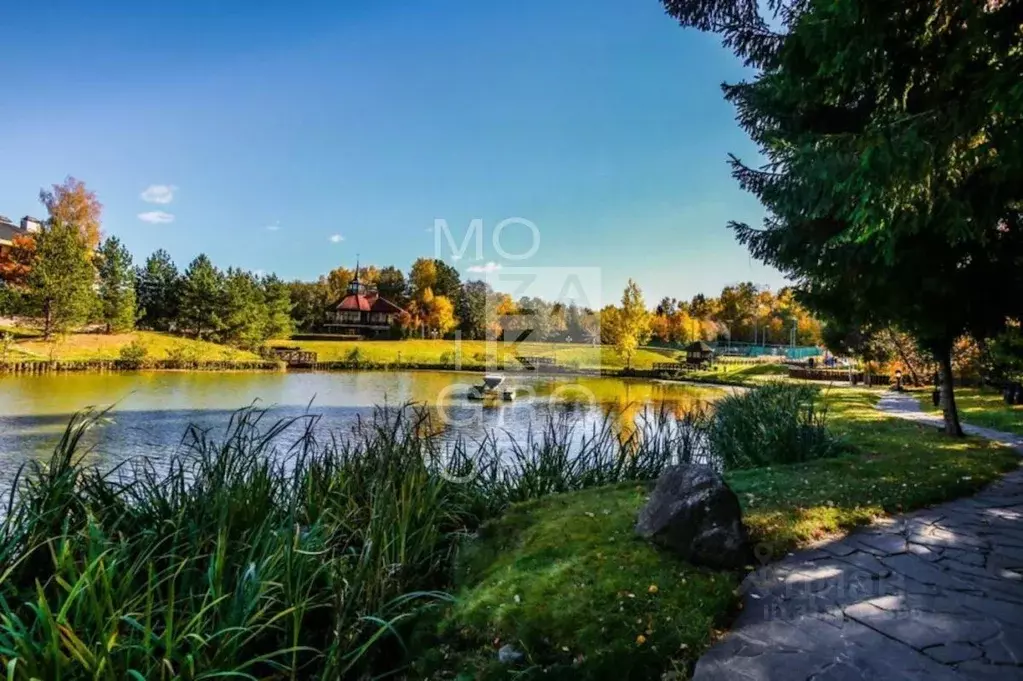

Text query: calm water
(0, 370), (720, 483)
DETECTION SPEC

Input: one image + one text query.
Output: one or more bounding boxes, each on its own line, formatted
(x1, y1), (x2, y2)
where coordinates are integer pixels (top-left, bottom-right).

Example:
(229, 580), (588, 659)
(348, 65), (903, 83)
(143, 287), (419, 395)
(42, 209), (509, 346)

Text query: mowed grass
(691, 361), (791, 383)
(434, 387), (1020, 679)
(272, 338), (672, 370)
(426, 484), (738, 680)
(11, 330), (261, 361)
(915, 387), (1023, 436)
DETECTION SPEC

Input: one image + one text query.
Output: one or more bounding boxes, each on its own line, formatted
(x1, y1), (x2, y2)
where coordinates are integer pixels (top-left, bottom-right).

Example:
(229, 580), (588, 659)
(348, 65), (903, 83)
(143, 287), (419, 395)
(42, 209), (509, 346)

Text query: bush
(708, 383), (837, 470)
(345, 346), (364, 367)
(117, 338), (149, 368)
(166, 342), (200, 368)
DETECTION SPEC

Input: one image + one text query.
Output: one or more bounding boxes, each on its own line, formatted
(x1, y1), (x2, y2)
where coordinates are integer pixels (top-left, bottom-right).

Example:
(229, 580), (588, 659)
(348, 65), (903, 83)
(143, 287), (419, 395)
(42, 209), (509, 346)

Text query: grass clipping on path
(435, 389), (1019, 680)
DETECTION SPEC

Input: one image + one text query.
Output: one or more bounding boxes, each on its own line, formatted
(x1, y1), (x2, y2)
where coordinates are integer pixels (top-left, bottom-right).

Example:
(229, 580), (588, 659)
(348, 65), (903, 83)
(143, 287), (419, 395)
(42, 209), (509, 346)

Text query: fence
(788, 367), (891, 385)
(0, 359), (283, 374)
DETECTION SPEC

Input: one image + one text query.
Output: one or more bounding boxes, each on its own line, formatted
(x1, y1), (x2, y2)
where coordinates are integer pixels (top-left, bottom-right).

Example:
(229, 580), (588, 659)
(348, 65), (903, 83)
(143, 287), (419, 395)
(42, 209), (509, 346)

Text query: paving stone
(954, 662), (1023, 680)
(692, 392), (1023, 680)
(922, 642), (983, 664)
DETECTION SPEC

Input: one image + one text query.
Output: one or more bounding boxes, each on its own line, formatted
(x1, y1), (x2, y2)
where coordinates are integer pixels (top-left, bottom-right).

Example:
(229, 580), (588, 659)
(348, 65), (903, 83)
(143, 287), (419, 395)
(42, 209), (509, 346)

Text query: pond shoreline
(0, 357), (750, 389)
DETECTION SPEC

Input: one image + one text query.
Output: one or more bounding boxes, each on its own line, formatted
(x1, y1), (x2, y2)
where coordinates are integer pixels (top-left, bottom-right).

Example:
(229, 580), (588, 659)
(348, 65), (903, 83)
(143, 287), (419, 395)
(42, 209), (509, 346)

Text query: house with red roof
(325, 263), (406, 338)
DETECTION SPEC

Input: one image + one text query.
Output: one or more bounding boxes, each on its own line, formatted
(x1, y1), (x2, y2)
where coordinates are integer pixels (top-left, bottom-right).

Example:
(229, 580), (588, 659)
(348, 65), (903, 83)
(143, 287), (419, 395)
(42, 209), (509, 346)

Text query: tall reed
(707, 383), (837, 470)
(0, 402), (700, 679)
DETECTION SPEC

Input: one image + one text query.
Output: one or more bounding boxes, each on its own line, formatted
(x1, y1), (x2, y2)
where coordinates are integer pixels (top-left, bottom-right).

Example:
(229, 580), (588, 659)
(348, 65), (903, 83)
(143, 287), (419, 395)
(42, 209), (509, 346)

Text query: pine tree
(25, 221), (96, 339)
(96, 236), (136, 333)
(136, 249), (180, 331)
(179, 254), (225, 340)
(262, 274), (294, 341)
(663, 0), (1023, 435)
(222, 268), (266, 348)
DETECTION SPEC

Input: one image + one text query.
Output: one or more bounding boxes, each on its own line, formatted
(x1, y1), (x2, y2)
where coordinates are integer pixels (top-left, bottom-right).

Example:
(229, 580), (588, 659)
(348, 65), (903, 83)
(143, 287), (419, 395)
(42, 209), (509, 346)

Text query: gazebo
(324, 261), (406, 338)
(685, 340), (715, 366)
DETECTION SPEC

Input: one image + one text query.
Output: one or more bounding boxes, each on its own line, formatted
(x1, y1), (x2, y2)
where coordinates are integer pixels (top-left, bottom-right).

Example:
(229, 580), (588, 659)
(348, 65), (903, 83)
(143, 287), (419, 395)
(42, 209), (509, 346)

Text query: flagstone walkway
(693, 391), (1023, 680)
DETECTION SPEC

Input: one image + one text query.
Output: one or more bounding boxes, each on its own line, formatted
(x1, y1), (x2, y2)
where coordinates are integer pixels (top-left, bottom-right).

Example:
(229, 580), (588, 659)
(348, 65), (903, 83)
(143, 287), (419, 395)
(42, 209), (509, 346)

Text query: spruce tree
(663, 0), (1023, 434)
(136, 249), (180, 331)
(179, 254), (225, 340)
(96, 236), (136, 333)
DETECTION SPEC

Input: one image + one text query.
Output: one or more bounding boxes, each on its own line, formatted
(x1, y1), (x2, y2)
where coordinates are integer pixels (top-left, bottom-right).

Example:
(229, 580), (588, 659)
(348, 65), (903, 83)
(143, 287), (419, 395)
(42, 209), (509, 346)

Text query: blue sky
(0, 0), (784, 305)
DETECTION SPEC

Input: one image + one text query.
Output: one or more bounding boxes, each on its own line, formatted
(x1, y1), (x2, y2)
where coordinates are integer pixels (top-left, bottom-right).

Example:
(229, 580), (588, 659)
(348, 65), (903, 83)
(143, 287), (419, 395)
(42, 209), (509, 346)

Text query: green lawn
(915, 387), (1023, 436)
(8, 331), (261, 362)
(430, 388), (1019, 679)
(691, 361), (791, 383)
(271, 338), (672, 370)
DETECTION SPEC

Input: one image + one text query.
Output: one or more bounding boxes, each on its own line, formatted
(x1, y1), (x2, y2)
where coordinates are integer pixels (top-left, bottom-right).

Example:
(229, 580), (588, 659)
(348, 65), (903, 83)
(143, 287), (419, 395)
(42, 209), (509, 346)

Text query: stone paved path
(694, 391), (1023, 680)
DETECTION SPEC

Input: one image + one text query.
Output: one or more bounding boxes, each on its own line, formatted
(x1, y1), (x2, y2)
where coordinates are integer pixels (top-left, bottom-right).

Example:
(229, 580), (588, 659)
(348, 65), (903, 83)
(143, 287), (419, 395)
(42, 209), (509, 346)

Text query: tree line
(0, 179), (822, 360)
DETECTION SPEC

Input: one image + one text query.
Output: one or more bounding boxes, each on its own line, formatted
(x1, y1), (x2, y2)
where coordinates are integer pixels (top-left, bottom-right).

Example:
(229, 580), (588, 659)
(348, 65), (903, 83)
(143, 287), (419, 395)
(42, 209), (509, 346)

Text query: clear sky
(0, 0), (785, 306)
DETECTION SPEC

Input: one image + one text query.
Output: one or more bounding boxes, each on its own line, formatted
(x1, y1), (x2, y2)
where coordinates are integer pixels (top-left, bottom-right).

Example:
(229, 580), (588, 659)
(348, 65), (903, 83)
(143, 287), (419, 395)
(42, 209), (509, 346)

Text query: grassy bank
(915, 387), (1023, 436)
(1, 387), (1016, 680)
(271, 338), (671, 370)
(5, 330), (261, 362)
(428, 389), (1018, 678)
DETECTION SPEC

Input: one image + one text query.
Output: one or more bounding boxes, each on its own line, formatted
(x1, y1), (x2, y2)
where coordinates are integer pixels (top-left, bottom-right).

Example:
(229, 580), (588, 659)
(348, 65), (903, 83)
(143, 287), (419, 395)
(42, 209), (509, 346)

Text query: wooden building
(685, 340), (715, 366)
(324, 263), (406, 338)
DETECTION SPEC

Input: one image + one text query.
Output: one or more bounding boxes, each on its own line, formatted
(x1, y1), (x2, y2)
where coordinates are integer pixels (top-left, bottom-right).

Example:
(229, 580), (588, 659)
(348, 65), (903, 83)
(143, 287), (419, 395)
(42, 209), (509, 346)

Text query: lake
(0, 370), (722, 484)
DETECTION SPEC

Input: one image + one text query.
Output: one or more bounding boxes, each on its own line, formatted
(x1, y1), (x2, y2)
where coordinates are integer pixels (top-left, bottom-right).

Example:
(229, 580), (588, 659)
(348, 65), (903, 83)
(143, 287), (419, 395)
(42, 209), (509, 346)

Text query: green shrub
(165, 342), (200, 368)
(118, 338), (149, 368)
(345, 346), (364, 366)
(708, 383), (837, 469)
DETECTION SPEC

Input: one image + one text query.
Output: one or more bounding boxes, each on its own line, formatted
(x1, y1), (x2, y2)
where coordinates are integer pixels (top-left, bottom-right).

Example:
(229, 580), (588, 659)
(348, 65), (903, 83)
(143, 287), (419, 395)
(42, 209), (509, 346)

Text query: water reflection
(0, 371), (721, 484)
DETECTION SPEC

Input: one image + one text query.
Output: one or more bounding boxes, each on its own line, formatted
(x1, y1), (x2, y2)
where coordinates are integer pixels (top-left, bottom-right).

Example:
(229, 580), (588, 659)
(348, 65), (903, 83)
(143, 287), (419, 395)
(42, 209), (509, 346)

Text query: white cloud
(329, 234), (344, 243)
(467, 261), (501, 274)
(266, 222), (281, 231)
(138, 211), (175, 224)
(140, 184), (177, 204)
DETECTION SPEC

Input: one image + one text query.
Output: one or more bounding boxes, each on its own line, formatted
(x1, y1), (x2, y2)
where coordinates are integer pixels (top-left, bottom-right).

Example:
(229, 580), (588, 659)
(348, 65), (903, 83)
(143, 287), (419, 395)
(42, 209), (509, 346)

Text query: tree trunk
(937, 346), (964, 437)
(43, 300), (52, 341)
(888, 329), (921, 385)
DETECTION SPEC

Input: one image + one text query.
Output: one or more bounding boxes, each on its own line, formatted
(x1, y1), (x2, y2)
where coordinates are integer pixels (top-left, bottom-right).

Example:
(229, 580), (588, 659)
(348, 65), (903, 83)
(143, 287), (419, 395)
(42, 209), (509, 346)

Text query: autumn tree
(427, 294), (458, 337)
(136, 249), (180, 331)
(24, 221), (95, 339)
(408, 258), (437, 301)
(0, 234), (36, 288)
(39, 176), (102, 249)
(323, 267), (354, 304)
(96, 236), (137, 333)
(179, 254), (225, 340)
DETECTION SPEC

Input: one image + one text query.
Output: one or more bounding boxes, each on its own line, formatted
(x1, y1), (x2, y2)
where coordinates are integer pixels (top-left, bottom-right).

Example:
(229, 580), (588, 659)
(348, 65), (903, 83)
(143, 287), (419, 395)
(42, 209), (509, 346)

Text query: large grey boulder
(636, 465), (753, 570)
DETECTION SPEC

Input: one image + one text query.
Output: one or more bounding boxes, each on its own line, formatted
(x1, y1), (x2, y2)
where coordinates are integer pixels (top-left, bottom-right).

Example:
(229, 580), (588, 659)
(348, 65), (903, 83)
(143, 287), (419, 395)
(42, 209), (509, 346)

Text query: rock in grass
(497, 644), (524, 664)
(635, 465), (752, 570)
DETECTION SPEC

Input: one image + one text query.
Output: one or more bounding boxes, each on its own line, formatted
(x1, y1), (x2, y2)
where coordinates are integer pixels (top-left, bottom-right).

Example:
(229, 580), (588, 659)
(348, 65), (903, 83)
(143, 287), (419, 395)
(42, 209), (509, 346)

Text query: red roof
(337, 293), (405, 313)
(370, 296), (404, 313)
(337, 294), (372, 312)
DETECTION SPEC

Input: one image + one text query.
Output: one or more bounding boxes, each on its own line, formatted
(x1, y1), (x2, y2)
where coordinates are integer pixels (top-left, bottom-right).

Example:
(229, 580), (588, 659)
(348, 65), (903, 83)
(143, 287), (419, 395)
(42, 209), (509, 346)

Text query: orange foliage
(0, 233), (37, 287)
(39, 176), (102, 249)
